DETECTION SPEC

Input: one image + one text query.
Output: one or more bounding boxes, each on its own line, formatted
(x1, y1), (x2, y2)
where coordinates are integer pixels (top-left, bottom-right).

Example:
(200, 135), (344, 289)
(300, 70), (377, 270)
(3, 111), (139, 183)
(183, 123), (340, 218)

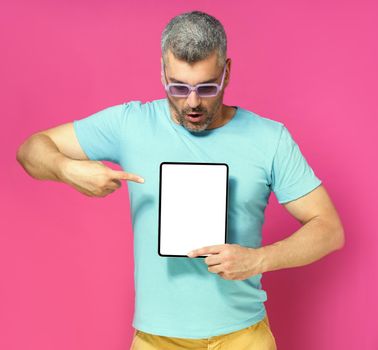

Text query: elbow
(16, 135), (34, 164)
(16, 143), (25, 164)
(321, 216), (345, 252)
(16, 136), (34, 168)
(334, 225), (345, 250)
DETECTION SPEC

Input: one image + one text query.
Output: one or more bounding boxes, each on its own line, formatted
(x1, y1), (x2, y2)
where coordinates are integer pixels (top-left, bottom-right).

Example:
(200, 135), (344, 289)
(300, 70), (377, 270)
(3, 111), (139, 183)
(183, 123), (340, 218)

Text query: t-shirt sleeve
(72, 103), (128, 164)
(270, 124), (322, 204)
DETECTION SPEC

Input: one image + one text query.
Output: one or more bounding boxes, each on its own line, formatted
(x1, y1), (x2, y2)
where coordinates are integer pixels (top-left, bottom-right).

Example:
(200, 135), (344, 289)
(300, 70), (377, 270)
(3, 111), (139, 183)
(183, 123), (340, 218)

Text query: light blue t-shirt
(73, 97), (322, 339)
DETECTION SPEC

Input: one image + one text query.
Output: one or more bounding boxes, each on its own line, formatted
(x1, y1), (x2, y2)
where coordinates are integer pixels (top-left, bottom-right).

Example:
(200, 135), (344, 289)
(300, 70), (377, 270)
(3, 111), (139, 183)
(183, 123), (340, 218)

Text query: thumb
(112, 170), (144, 183)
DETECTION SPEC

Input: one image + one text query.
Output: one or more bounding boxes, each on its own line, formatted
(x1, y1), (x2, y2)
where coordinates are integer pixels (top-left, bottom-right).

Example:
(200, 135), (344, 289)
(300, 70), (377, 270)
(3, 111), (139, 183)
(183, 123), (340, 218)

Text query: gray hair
(161, 10), (227, 68)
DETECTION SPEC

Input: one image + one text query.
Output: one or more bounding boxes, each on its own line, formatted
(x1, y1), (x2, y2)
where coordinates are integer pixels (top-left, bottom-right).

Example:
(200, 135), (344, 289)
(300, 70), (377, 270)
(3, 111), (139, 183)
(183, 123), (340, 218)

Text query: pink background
(2, 0), (377, 349)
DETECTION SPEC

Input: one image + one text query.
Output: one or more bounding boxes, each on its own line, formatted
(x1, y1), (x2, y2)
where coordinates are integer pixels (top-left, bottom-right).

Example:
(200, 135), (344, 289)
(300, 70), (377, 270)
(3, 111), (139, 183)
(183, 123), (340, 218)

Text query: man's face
(161, 50), (230, 133)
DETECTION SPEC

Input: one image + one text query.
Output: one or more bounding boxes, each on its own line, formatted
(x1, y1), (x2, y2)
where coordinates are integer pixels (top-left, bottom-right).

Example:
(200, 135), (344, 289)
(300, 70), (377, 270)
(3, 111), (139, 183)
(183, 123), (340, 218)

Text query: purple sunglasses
(161, 61), (227, 98)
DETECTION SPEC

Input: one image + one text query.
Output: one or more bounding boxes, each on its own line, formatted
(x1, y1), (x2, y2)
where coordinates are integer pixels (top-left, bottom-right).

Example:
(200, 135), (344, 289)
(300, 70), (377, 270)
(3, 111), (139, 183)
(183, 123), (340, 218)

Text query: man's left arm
(187, 184), (345, 280)
(259, 184), (345, 273)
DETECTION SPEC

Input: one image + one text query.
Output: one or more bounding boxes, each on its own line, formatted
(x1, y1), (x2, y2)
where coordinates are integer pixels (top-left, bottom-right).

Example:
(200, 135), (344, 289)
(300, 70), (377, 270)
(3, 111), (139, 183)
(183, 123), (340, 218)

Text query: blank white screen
(159, 163), (228, 256)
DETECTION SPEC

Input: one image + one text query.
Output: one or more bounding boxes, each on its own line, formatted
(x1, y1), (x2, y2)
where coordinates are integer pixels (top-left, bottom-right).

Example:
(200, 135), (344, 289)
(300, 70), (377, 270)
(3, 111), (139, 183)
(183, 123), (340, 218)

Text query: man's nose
(186, 90), (201, 108)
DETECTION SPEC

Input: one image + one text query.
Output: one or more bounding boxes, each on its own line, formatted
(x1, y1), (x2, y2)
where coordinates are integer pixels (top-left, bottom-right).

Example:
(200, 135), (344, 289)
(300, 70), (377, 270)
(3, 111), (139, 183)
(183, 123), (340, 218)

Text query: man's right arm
(16, 122), (87, 182)
(16, 122), (144, 197)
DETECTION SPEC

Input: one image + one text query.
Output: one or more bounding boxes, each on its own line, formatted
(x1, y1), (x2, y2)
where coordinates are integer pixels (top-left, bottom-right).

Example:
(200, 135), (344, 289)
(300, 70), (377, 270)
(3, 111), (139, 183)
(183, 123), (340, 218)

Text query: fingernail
(187, 251), (194, 257)
(138, 178), (144, 183)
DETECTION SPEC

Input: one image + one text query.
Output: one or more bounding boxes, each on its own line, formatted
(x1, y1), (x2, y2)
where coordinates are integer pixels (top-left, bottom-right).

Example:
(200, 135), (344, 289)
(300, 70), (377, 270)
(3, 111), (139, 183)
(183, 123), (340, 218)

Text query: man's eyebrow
(168, 77), (218, 84)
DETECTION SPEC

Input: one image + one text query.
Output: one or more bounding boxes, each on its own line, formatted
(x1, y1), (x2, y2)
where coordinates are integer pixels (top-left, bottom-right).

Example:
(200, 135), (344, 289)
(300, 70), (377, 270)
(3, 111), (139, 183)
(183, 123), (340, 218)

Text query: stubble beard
(166, 94), (223, 133)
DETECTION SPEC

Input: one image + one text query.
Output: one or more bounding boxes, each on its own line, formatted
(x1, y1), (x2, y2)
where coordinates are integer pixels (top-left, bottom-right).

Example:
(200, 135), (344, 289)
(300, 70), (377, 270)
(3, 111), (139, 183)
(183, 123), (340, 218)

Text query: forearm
(16, 134), (70, 182)
(258, 216), (344, 273)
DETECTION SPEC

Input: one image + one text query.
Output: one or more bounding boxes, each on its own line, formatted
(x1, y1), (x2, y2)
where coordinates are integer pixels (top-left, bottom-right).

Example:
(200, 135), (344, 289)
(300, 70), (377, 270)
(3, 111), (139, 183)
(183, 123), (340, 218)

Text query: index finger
(187, 244), (226, 257)
(111, 170), (144, 183)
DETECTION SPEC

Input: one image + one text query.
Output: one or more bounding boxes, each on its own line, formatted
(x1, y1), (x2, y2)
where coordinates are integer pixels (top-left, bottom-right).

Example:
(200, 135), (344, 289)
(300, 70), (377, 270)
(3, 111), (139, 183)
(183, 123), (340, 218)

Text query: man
(17, 10), (344, 350)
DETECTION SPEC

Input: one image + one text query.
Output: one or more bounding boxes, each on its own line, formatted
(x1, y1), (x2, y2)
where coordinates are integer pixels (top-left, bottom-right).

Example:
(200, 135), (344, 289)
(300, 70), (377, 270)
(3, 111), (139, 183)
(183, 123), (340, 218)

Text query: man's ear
(224, 58), (231, 88)
(160, 57), (163, 84)
(160, 57), (166, 86)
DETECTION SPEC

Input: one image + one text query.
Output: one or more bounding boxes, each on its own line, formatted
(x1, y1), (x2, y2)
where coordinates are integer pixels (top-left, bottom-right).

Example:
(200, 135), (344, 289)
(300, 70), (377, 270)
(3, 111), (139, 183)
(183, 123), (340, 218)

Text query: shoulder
(121, 98), (166, 112)
(236, 106), (285, 146)
(119, 98), (166, 118)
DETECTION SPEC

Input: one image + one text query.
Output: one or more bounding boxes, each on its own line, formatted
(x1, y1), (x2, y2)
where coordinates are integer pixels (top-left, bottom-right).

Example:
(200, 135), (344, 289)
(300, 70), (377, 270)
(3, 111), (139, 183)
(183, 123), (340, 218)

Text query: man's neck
(207, 104), (236, 129)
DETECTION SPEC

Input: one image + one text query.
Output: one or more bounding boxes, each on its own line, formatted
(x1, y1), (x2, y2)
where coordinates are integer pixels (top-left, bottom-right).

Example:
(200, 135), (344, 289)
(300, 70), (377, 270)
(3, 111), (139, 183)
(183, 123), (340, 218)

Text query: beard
(166, 93), (223, 133)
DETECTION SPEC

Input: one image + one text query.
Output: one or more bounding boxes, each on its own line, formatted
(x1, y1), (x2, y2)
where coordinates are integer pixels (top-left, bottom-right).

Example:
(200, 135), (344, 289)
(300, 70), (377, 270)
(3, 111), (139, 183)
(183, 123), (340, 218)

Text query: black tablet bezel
(158, 161), (229, 258)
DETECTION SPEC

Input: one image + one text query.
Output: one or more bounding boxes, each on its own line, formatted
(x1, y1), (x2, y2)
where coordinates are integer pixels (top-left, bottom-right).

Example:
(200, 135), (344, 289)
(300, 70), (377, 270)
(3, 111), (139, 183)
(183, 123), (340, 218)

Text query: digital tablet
(158, 162), (229, 258)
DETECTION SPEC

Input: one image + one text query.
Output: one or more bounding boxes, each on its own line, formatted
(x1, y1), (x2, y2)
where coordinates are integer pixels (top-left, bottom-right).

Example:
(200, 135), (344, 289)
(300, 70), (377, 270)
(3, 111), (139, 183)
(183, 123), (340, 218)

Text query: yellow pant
(130, 315), (277, 349)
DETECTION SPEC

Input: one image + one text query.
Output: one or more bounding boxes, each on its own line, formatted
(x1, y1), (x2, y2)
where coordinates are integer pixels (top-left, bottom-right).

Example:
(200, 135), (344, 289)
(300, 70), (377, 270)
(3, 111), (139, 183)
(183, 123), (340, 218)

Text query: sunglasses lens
(169, 85), (190, 96)
(167, 84), (218, 97)
(197, 85), (218, 97)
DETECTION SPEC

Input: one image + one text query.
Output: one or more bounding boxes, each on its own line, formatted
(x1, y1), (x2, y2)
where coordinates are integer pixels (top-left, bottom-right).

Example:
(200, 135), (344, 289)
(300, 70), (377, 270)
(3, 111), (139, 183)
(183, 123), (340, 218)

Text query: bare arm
(16, 122), (144, 197)
(260, 184), (345, 273)
(16, 132), (75, 182)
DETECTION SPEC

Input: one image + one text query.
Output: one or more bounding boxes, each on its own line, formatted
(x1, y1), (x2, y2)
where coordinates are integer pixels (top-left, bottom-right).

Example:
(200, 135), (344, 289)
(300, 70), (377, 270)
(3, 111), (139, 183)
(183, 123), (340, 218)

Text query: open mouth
(185, 113), (204, 122)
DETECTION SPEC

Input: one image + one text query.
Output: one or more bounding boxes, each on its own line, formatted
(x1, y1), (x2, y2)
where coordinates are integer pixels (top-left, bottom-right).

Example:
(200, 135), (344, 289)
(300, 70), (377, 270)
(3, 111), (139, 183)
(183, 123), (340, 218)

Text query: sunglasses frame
(161, 60), (227, 98)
